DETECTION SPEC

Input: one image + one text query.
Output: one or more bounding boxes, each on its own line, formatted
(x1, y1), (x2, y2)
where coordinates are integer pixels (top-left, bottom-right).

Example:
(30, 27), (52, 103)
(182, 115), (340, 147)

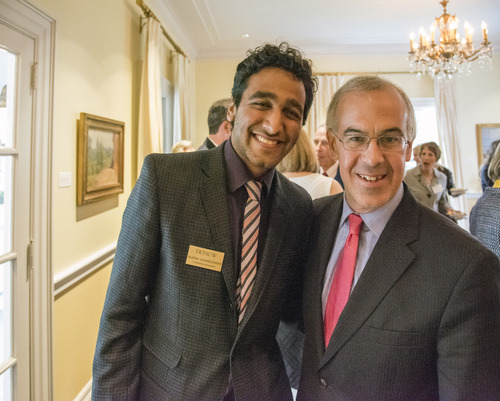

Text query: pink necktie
(324, 213), (363, 346)
(236, 180), (262, 324)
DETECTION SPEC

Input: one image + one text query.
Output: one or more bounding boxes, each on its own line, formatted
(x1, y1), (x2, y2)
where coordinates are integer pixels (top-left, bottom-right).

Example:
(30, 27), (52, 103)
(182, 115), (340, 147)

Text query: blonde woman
(277, 129), (343, 199)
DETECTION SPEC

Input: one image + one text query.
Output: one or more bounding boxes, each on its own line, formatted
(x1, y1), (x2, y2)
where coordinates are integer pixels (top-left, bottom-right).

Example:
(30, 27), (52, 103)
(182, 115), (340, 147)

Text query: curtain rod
(315, 71), (410, 76)
(137, 0), (188, 58)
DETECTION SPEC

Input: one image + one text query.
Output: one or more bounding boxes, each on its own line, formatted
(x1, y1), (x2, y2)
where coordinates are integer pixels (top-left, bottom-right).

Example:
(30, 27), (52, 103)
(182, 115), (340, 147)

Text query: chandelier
(408, 0), (493, 79)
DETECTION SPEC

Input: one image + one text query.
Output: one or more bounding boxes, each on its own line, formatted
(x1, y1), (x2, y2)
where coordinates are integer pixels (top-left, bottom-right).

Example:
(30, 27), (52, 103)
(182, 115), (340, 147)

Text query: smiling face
(330, 87), (413, 214)
(227, 67), (306, 179)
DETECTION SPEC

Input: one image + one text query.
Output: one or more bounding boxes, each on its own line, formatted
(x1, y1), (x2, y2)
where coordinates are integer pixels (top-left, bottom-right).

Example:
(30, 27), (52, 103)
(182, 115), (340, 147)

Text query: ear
(327, 130), (337, 154)
(227, 100), (236, 123)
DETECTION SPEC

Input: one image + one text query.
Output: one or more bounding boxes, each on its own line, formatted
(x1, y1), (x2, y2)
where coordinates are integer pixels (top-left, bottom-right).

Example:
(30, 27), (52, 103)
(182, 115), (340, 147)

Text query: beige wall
(27, 0), (142, 399)
(53, 264), (112, 401)
(30, 0), (141, 274)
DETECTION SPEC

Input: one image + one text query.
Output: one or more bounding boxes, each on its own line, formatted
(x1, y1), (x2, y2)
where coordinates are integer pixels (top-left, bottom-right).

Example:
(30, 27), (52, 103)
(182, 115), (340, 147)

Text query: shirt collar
(341, 184), (404, 238)
(224, 138), (274, 194)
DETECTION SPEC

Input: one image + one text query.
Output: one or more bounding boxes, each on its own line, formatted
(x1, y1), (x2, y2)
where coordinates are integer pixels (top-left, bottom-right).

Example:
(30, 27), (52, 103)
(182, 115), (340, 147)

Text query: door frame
(0, 0), (54, 400)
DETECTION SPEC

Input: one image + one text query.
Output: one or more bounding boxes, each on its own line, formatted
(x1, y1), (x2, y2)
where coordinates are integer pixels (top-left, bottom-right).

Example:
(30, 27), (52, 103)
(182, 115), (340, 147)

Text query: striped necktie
(236, 180), (262, 324)
(324, 213), (363, 346)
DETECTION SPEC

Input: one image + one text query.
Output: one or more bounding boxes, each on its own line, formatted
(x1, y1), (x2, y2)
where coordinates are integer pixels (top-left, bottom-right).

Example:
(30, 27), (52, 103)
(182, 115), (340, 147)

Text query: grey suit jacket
(197, 136), (216, 151)
(298, 186), (500, 401)
(92, 144), (313, 401)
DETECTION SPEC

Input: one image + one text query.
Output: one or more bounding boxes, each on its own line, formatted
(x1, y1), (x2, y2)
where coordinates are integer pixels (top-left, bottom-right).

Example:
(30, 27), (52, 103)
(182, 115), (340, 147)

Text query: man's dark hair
(231, 42), (318, 125)
(207, 98), (231, 135)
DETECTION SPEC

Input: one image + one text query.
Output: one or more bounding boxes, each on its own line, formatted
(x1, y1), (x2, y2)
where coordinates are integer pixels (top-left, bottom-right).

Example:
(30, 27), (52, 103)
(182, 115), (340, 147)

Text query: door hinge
(31, 62), (38, 91)
(27, 241), (33, 280)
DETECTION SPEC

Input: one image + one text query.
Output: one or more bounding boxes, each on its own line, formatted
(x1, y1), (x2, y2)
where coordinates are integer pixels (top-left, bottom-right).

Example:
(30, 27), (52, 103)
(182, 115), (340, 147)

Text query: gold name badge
(186, 245), (225, 272)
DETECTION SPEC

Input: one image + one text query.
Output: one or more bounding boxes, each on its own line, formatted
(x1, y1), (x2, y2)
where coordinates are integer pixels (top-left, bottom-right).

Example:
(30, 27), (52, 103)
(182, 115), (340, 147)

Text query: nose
(262, 109), (283, 136)
(362, 137), (385, 166)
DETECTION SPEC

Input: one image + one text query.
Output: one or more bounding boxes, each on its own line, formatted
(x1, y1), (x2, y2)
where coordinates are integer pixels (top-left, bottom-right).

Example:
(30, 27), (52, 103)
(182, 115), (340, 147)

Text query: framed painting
(77, 113), (124, 205)
(476, 123), (500, 167)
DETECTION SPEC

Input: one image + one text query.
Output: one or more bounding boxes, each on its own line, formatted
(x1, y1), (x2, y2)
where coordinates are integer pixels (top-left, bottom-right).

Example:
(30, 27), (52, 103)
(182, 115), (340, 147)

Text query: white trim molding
(0, 1), (55, 400)
(54, 243), (116, 298)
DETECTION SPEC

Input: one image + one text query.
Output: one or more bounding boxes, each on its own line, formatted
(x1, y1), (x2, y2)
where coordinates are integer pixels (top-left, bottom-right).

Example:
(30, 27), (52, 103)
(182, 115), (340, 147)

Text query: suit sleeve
(437, 248), (500, 399)
(92, 155), (162, 400)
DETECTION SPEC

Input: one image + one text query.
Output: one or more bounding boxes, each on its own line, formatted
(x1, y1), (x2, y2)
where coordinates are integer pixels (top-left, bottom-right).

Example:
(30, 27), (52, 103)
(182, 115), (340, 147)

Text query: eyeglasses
(331, 130), (409, 152)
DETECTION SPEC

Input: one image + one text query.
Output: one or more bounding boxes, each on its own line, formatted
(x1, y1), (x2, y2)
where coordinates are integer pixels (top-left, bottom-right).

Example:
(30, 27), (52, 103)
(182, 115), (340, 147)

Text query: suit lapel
(199, 147), (236, 303)
(308, 196), (343, 360)
(321, 189), (419, 367)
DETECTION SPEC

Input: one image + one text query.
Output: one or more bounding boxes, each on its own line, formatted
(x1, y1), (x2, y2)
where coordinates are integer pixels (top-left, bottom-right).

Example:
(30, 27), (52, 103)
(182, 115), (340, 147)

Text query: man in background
(92, 42), (317, 401)
(298, 75), (500, 400)
(313, 124), (343, 188)
(198, 97), (232, 150)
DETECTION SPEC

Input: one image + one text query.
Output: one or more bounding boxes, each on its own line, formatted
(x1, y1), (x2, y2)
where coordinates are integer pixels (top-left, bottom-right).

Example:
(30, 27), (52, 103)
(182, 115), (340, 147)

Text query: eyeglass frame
(329, 128), (410, 152)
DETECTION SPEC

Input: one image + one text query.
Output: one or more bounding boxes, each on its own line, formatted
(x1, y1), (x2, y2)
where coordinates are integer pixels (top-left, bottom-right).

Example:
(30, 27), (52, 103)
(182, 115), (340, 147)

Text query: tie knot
(348, 213), (363, 235)
(245, 180), (262, 202)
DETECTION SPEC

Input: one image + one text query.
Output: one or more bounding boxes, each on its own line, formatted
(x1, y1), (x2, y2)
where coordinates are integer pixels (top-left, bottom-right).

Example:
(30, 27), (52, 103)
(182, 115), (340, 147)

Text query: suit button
(319, 378), (327, 389)
(427, 193), (431, 198)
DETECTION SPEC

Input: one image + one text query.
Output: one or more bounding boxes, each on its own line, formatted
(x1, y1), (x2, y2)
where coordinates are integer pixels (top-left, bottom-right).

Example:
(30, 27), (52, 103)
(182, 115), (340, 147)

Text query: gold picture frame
(77, 113), (124, 205)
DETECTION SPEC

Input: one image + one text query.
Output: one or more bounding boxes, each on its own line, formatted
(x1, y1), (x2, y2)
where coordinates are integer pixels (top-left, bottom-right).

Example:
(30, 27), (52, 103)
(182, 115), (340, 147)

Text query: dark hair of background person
(207, 98), (231, 135)
(231, 42), (318, 125)
(420, 141), (441, 161)
(277, 129), (319, 173)
(326, 75), (416, 142)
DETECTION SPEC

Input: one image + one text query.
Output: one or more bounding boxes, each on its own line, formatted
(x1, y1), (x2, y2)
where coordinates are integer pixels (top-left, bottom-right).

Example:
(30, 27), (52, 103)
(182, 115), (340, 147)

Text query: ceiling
(148, 0), (500, 60)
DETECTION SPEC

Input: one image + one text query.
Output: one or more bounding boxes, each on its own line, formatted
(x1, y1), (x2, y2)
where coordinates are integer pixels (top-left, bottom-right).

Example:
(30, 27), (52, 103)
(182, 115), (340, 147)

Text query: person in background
(412, 143), (422, 165)
(277, 128), (343, 199)
(480, 139), (500, 192)
(313, 124), (343, 188)
(470, 141), (500, 259)
(172, 139), (195, 153)
(92, 42), (318, 401)
(275, 128), (342, 392)
(198, 98), (232, 150)
(404, 141), (463, 220)
(298, 75), (500, 401)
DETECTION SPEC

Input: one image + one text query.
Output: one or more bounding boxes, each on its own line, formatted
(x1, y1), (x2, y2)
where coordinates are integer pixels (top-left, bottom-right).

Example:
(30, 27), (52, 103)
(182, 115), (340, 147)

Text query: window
(406, 98), (441, 170)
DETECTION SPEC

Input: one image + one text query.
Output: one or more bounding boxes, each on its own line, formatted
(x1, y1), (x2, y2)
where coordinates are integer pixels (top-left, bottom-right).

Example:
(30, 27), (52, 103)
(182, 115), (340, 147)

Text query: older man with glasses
(297, 75), (500, 401)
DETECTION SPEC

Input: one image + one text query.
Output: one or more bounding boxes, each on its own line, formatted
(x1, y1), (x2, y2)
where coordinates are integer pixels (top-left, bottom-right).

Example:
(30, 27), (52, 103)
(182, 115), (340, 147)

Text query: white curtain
(173, 52), (191, 144)
(434, 78), (468, 228)
(137, 17), (163, 177)
(305, 74), (345, 138)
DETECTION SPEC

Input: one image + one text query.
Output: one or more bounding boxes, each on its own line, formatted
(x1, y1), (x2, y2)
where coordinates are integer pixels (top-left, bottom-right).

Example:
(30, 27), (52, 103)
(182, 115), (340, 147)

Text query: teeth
(359, 174), (382, 181)
(256, 135), (278, 145)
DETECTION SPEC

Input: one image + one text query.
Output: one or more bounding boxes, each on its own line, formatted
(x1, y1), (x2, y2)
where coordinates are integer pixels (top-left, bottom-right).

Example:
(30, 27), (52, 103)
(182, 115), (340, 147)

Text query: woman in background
(470, 141), (500, 259)
(480, 139), (500, 191)
(277, 129), (343, 199)
(404, 141), (462, 220)
(275, 128), (342, 395)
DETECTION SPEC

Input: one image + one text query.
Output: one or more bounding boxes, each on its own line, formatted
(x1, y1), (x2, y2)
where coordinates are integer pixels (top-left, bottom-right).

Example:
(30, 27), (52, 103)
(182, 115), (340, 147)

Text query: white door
(0, 22), (34, 401)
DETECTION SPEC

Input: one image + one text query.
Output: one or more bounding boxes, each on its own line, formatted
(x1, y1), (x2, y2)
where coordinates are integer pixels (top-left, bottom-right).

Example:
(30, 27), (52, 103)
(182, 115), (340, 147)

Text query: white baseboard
(74, 379), (92, 401)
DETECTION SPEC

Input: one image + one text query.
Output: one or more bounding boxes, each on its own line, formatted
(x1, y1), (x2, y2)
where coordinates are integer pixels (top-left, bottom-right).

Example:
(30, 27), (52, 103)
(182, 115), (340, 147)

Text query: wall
(194, 51), (500, 198)
(26, 0), (142, 399)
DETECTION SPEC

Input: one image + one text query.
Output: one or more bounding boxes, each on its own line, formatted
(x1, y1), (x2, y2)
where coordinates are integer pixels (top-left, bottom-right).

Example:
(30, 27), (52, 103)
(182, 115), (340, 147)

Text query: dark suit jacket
(92, 144), (313, 401)
(197, 136), (216, 151)
(298, 186), (500, 401)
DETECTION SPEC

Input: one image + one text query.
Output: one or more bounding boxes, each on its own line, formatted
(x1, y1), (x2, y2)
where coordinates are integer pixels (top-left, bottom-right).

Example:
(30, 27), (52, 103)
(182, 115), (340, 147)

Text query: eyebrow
(249, 91), (304, 115)
(343, 127), (404, 136)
